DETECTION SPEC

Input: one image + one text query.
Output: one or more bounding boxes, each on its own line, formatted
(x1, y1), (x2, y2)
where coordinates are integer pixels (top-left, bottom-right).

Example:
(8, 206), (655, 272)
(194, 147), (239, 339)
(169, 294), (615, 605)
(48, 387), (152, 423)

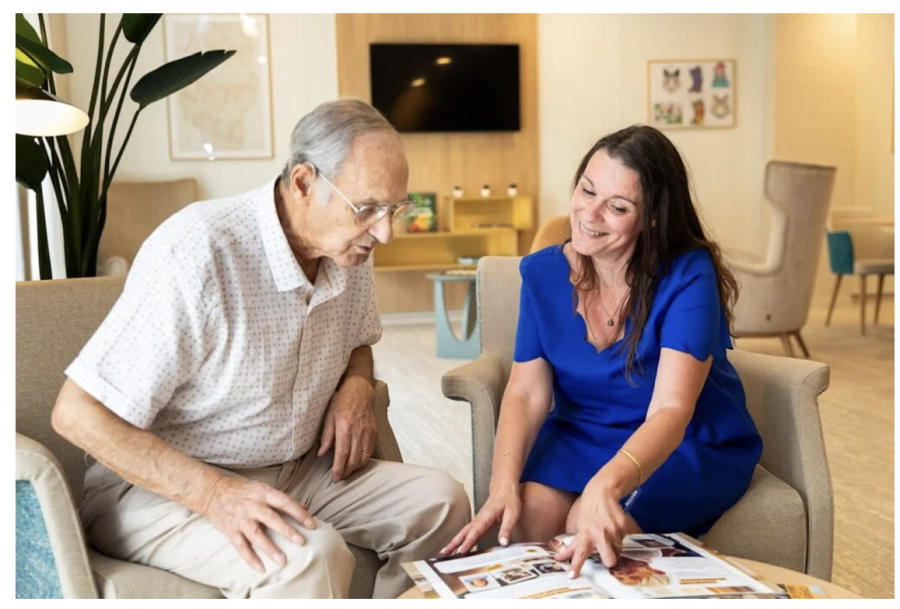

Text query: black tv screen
(370, 43), (520, 133)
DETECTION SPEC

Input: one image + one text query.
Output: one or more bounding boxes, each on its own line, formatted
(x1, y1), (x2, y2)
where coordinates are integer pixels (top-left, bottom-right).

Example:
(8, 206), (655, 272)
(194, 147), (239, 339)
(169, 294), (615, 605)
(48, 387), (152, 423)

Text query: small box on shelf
(406, 192), (437, 233)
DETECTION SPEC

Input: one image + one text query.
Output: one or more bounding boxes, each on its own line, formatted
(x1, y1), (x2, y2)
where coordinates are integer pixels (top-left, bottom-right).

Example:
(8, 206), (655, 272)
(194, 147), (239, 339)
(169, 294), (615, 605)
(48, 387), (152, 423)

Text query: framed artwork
(647, 59), (736, 130)
(163, 14), (274, 160)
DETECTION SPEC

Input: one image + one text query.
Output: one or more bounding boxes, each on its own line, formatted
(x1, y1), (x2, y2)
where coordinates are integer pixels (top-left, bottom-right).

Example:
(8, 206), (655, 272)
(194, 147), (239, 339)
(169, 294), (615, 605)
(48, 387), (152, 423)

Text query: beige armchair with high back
(97, 178), (198, 276)
(441, 256), (834, 581)
(16, 277), (401, 598)
(728, 161), (837, 357)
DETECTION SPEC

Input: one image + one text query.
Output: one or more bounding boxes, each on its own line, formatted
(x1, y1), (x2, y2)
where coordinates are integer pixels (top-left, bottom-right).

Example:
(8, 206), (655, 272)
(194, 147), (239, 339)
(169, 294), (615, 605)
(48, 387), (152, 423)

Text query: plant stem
(84, 107), (142, 276)
(55, 134), (82, 274)
(105, 109), (141, 192)
(104, 50), (138, 186)
(79, 14), (106, 217)
(101, 20), (121, 121)
(34, 187), (53, 280)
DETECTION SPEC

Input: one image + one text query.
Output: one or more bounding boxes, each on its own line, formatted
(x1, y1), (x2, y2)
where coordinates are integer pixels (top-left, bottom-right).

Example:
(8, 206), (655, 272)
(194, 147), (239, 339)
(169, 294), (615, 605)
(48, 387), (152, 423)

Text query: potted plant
(15, 13), (235, 279)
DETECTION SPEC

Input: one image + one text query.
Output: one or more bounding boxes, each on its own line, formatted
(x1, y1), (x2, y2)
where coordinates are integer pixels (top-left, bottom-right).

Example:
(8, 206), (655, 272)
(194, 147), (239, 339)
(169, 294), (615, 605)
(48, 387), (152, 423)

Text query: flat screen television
(369, 43), (520, 133)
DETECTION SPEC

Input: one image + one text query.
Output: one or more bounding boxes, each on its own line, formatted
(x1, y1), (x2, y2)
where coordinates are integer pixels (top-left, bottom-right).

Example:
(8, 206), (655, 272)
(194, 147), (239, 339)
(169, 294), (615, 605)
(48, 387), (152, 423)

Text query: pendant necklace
(597, 284), (624, 327)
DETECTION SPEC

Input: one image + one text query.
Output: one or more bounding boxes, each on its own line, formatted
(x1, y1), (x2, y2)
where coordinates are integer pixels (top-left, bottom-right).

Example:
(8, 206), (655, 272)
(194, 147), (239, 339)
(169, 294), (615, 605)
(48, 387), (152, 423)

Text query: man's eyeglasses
(311, 164), (416, 227)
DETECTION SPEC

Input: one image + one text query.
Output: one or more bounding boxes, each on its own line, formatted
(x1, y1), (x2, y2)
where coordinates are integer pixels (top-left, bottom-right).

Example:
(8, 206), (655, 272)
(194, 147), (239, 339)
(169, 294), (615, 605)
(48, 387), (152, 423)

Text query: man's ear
(289, 163), (317, 201)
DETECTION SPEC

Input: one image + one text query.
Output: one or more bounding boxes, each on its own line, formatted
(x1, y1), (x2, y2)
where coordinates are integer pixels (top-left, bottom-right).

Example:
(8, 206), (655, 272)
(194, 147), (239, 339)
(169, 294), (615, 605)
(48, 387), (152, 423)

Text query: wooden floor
(373, 296), (894, 599)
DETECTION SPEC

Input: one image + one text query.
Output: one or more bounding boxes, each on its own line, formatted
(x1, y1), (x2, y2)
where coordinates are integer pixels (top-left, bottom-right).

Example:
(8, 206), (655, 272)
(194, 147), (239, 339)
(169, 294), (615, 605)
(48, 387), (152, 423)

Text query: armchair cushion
(700, 465), (807, 573)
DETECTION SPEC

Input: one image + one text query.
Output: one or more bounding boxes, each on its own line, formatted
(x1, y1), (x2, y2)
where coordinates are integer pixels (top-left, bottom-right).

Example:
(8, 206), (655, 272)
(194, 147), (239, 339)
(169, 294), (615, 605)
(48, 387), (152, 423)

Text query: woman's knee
(516, 482), (575, 540)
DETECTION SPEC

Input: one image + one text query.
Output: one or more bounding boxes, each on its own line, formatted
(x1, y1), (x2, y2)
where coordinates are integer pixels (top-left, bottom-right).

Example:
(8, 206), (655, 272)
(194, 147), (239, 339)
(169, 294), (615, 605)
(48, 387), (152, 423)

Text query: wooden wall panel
(337, 14), (538, 312)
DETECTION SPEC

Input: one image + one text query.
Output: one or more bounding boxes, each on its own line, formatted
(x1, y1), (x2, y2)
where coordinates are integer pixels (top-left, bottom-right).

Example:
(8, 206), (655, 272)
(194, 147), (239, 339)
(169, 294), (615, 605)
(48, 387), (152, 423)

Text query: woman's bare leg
(513, 482), (578, 542)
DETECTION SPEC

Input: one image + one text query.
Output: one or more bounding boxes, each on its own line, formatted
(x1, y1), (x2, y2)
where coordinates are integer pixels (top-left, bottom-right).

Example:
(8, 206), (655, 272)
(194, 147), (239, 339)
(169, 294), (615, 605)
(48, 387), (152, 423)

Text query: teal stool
(426, 272), (480, 359)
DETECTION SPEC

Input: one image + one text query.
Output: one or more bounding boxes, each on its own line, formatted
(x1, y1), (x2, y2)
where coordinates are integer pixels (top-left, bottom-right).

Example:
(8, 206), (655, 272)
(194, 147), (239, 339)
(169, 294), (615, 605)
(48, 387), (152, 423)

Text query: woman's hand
(439, 484), (521, 556)
(554, 479), (630, 577)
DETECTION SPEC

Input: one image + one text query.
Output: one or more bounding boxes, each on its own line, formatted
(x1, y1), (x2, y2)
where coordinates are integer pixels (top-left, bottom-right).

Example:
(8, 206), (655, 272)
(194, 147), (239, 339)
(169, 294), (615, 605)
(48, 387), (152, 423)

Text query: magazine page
(566, 532), (775, 599)
(401, 542), (609, 599)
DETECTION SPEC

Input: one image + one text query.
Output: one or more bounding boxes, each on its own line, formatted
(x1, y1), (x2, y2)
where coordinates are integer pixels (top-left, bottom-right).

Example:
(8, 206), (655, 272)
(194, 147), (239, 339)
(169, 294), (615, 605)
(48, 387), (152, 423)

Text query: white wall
(538, 14), (777, 258)
(854, 14), (895, 219)
(63, 14), (338, 202)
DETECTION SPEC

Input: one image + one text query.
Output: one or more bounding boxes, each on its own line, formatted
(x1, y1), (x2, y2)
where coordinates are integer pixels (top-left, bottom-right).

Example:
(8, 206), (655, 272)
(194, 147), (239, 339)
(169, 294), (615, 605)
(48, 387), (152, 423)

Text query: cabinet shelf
(374, 263), (477, 273)
(393, 227), (516, 239)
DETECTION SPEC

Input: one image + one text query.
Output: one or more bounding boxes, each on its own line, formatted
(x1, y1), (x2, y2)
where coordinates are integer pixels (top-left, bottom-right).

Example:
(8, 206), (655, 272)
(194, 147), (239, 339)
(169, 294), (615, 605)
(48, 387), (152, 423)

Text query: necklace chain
(597, 283), (625, 327)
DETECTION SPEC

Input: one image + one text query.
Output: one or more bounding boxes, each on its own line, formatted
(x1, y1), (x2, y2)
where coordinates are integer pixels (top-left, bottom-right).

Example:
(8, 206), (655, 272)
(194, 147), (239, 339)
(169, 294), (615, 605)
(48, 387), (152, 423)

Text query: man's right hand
(200, 475), (317, 573)
(439, 485), (521, 556)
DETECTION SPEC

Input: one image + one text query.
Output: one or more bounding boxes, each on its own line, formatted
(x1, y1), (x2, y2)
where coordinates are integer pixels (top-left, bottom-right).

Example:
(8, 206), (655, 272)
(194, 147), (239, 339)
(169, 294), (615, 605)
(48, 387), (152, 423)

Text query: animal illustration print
(662, 68), (681, 93)
(689, 66), (702, 93)
(711, 94), (730, 119)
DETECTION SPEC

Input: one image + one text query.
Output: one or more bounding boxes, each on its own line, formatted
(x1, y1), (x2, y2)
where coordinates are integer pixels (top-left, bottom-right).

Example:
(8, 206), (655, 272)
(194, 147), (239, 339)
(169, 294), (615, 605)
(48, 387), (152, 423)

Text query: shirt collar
(257, 176), (349, 299)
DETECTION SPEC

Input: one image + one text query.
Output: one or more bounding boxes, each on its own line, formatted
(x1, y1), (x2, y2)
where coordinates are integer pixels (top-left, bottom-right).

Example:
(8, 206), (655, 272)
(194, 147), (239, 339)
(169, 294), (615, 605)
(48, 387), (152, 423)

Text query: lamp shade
(16, 78), (89, 137)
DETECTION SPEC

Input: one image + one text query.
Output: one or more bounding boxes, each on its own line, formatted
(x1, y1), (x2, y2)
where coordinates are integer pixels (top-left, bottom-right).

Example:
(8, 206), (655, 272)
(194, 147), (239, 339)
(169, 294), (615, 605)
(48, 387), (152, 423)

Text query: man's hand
(200, 475), (316, 573)
(317, 375), (377, 482)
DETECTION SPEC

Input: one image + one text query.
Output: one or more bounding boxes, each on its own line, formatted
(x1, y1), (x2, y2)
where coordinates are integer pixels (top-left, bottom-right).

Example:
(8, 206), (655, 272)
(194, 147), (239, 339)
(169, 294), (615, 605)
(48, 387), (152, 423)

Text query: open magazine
(402, 533), (812, 600)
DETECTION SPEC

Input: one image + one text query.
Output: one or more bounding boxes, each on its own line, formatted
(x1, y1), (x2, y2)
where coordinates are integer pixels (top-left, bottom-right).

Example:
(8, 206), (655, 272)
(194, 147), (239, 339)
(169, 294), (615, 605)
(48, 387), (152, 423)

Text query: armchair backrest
(760, 160), (836, 322)
(530, 216), (569, 253)
(477, 256), (524, 364)
(98, 178), (198, 273)
(16, 277), (125, 503)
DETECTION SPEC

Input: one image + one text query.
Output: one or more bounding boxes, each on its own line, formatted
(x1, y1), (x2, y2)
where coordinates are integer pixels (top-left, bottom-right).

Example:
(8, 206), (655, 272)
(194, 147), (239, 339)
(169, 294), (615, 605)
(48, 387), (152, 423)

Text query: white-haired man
(52, 98), (471, 599)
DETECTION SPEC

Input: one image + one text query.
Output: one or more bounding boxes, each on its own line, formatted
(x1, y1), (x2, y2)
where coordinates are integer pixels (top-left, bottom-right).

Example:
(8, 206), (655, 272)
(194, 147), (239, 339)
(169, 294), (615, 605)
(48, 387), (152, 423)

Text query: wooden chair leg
(825, 274), (843, 327)
(859, 275), (867, 335)
(874, 274), (885, 325)
(793, 331), (810, 358)
(779, 333), (796, 357)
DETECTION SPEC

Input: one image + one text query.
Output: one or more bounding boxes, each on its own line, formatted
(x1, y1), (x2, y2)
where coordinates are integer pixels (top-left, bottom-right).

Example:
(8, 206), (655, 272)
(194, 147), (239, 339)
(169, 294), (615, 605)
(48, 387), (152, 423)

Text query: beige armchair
(728, 161), (837, 357)
(97, 178), (198, 276)
(16, 277), (401, 598)
(442, 256), (834, 580)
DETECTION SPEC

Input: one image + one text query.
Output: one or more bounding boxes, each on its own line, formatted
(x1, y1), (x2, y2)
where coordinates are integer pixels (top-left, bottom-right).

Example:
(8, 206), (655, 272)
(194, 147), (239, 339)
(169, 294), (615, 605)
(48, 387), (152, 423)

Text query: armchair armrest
(16, 433), (98, 599)
(372, 380), (402, 463)
(441, 353), (510, 514)
(727, 249), (778, 277)
(728, 350), (833, 580)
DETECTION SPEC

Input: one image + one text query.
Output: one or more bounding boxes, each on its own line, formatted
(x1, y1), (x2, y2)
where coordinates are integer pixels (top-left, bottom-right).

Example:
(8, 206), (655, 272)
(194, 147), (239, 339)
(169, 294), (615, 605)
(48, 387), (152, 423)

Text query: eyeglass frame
(308, 163), (416, 227)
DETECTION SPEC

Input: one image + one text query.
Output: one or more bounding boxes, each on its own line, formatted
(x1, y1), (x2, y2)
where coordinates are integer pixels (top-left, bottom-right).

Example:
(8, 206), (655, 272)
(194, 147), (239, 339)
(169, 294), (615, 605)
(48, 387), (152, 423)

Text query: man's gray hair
(280, 98), (399, 198)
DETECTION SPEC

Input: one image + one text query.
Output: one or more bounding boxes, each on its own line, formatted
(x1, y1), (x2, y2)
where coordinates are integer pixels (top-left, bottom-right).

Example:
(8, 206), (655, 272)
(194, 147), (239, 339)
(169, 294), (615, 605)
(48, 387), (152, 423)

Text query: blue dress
(516, 245), (762, 536)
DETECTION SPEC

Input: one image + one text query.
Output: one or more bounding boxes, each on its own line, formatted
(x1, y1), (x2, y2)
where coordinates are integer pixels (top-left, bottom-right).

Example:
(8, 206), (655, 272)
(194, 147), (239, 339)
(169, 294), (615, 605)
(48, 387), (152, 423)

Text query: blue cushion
(16, 480), (63, 599)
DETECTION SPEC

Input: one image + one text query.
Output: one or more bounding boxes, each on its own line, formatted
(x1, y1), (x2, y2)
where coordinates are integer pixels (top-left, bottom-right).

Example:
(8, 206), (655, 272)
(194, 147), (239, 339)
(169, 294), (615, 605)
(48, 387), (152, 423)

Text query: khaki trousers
(80, 448), (470, 599)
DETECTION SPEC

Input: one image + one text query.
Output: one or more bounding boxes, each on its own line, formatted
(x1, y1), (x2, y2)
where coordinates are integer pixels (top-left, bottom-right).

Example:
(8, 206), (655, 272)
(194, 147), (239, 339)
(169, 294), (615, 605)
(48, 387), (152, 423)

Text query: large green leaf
(16, 13), (41, 44)
(16, 135), (49, 190)
(16, 59), (44, 87)
(121, 14), (162, 44)
(16, 34), (73, 75)
(130, 50), (235, 109)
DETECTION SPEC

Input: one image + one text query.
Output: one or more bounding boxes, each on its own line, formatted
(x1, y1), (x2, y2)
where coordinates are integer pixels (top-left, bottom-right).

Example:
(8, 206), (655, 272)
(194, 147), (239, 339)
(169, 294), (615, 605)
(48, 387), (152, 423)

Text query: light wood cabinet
(373, 195), (533, 273)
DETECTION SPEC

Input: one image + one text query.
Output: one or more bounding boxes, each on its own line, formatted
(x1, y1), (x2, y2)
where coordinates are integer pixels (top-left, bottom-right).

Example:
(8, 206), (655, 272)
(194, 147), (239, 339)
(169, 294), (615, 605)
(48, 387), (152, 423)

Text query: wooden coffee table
(399, 556), (863, 599)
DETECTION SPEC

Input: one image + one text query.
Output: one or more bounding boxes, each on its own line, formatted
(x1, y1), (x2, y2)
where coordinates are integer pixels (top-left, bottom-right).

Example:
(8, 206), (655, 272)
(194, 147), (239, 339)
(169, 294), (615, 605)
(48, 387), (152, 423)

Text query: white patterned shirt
(66, 178), (383, 468)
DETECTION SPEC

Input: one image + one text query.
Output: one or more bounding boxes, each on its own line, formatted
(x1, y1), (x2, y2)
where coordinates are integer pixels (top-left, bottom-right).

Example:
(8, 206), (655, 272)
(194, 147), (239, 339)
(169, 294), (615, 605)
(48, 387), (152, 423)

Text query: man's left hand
(317, 376), (377, 482)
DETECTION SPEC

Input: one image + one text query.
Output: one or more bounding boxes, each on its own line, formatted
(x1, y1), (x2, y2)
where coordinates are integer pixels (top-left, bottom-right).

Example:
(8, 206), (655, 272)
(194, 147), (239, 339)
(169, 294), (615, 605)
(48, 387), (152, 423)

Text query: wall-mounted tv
(369, 43), (520, 133)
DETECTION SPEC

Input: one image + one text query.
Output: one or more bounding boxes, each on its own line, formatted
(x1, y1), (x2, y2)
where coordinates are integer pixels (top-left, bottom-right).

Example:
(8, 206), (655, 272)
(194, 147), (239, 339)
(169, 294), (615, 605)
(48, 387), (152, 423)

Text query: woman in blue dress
(442, 125), (762, 577)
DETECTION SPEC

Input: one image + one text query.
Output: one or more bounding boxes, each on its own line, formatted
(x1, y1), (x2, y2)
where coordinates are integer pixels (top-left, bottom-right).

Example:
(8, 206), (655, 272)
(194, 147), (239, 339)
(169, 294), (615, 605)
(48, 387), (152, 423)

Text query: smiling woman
(442, 124), (762, 581)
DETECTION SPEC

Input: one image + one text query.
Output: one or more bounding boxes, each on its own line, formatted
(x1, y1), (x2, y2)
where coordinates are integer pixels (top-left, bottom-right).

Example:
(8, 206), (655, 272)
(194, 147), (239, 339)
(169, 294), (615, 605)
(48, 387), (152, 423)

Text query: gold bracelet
(617, 448), (643, 487)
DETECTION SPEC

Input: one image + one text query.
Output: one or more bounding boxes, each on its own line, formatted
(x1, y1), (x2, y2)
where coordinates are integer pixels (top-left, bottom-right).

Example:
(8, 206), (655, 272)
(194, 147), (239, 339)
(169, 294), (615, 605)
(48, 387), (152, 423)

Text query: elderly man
(51, 98), (471, 599)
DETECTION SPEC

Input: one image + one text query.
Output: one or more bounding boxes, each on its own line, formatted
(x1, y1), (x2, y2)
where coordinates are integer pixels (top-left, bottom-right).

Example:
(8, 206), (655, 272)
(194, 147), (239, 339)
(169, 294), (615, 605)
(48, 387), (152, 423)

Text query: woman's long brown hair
(569, 125), (739, 381)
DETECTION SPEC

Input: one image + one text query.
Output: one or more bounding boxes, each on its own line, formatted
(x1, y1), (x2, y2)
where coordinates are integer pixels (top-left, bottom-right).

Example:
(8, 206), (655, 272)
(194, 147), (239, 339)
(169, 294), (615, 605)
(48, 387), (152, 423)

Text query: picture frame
(647, 59), (736, 130)
(163, 14), (274, 160)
